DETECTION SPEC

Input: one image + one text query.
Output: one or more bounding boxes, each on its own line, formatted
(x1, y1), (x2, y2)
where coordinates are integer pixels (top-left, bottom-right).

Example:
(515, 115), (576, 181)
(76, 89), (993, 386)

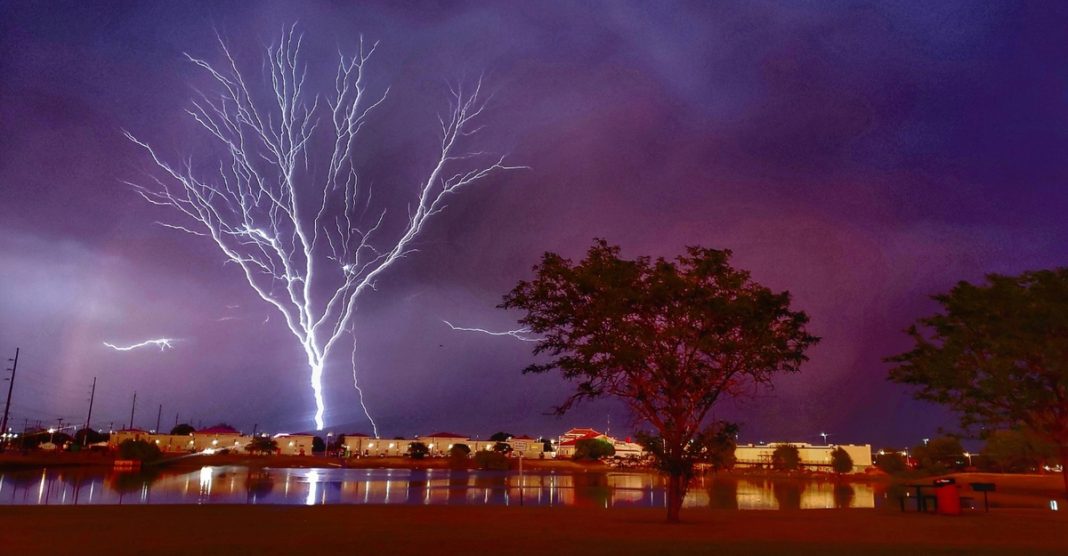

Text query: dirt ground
(2, 504), (1066, 555)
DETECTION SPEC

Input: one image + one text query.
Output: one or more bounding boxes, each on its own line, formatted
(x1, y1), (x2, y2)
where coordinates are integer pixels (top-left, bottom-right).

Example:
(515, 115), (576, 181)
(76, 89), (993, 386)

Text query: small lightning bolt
(350, 328), (379, 439)
(442, 320), (541, 342)
(103, 339), (177, 352)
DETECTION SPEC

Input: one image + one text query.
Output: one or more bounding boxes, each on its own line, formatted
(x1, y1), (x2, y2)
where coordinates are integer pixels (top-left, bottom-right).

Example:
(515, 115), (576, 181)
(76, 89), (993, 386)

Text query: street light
(819, 432), (831, 445)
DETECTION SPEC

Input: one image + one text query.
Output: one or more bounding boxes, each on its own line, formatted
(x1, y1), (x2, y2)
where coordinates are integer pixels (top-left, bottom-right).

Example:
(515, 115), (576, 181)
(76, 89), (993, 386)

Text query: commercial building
(734, 442), (873, 473)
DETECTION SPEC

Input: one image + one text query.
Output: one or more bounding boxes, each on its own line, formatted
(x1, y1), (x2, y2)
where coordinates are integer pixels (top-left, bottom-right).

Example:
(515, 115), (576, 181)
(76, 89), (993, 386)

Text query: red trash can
(936, 484), (961, 515)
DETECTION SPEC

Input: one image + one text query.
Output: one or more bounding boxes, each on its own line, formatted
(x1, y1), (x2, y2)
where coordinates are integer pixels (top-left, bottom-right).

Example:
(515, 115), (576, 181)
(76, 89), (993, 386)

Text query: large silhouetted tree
(501, 240), (817, 522)
(888, 269), (1068, 496)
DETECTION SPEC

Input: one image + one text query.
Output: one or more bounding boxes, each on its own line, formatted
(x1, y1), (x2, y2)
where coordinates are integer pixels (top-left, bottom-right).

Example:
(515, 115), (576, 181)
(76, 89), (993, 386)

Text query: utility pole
(174, 412), (179, 428)
(83, 377), (96, 446)
(155, 404), (162, 433)
(1, 347), (20, 440)
(128, 392), (137, 430)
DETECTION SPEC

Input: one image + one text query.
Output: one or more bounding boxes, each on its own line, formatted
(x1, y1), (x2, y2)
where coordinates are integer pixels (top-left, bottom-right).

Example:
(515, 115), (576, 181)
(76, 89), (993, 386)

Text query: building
(274, 434), (316, 456)
(343, 436), (412, 457)
(416, 432), (470, 457)
(734, 442), (873, 473)
(556, 428), (645, 459)
(192, 425), (251, 453)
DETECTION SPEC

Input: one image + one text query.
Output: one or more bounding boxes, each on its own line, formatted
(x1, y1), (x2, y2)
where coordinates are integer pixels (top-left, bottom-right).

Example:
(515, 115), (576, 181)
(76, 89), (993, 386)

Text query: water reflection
(0, 467), (882, 509)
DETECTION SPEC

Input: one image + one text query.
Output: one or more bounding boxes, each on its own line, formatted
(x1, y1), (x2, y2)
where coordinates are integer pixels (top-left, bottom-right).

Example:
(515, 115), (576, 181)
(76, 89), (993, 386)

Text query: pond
(0, 467), (886, 509)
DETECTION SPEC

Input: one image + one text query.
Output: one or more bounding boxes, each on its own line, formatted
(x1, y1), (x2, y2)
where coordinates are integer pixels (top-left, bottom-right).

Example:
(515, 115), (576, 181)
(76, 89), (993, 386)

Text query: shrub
(474, 450), (509, 470)
(117, 439), (162, 462)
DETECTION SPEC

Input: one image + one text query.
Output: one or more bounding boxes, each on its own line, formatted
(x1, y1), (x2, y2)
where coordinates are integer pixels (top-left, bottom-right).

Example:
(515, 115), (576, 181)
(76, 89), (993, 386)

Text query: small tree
(246, 436), (279, 455)
(573, 438), (615, 461)
(493, 442), (513, 454)
(408, 442), (429, 460)
(698, 421), (738, 472)
(117, 439), (162, 462)
(911, 436), (965, 474)
(170, 424), (196, 435)
(887, 269), (1068, 496)
(501, 240), (817, 522)
(448, 444), (471, 467)
(982, 428), (1056, 473)
(874, 450), (908, 474)
(771, 444), (801, 471)
(830, 447), (853, 475)
(74, 428), (108, 446)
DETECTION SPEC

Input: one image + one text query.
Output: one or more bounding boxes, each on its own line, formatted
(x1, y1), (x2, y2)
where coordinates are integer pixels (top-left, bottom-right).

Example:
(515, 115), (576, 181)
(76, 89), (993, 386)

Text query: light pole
(819, 432), (831, 445)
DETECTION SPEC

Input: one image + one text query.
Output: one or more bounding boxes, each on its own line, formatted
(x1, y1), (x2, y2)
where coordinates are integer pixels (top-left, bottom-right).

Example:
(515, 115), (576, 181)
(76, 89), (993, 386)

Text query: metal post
(155, 404), (162, 433)
(1, 347), (20, 440)
(128, 392), (137, 430)
(83, 377), (96, 446)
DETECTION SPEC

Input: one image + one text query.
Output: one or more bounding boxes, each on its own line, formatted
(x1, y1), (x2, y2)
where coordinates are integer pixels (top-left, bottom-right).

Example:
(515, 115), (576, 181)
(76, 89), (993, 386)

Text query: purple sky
(2, 1), (1066, 446)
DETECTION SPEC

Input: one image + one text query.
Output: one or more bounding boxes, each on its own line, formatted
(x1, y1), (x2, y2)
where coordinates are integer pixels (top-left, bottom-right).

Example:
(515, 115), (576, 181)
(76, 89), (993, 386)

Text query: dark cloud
(1, 1), (1066, 445)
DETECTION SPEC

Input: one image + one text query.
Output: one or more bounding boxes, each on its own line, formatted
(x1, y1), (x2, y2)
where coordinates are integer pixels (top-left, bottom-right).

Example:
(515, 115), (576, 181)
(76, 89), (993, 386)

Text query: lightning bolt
(103, 338), (176, 352)
(442, 320), (541, 342)
(350, 328), (379, 438)
(126, 26), (523, 431)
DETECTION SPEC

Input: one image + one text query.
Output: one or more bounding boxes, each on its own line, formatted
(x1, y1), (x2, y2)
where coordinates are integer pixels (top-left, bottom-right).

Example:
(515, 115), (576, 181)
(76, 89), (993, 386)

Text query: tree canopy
(830, 447), (854, 475)
(408, 442), (429, 460)
(573, 438), (615, 461)
(772, 444), (801, 471)
(910, 436), (965, 474)
(501, 240), (817, 521)
(170, 424), (196, 435)
(246, 436), (279, 455)
(981, 428), (1056, 473)
(887, 269), (1068, 494)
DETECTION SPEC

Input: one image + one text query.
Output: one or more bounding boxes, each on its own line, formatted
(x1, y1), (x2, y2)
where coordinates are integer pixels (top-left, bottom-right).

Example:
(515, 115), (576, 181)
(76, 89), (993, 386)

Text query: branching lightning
(126, 26), (522, 430)
(103, 338), (177, 352)
(442, 320), (541, 342)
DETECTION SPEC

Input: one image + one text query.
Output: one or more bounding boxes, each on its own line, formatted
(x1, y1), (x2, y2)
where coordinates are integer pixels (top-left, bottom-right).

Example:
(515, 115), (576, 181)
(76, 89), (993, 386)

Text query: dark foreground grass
(1, 504), (1066, 556)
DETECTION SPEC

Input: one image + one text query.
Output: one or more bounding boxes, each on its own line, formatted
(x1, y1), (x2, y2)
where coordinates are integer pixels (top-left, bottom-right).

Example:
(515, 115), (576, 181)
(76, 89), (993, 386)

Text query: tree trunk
(666, 472), (688, 522)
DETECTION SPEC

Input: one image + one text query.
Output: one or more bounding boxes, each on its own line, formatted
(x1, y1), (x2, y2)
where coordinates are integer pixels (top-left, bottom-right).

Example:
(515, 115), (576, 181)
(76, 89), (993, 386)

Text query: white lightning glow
(442, 320), (541, 342)
(103, 338), (176, 352)
(350, 328), (379, 438)
(126, 26), (522, 430)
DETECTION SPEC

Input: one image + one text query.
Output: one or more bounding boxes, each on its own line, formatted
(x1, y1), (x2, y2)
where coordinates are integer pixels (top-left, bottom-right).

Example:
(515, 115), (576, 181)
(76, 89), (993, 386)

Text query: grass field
(2, 503), (1066, 555)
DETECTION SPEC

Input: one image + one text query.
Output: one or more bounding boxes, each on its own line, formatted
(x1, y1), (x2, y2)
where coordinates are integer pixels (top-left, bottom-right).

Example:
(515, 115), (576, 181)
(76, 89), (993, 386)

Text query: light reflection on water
(0, 467), (881, 509)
